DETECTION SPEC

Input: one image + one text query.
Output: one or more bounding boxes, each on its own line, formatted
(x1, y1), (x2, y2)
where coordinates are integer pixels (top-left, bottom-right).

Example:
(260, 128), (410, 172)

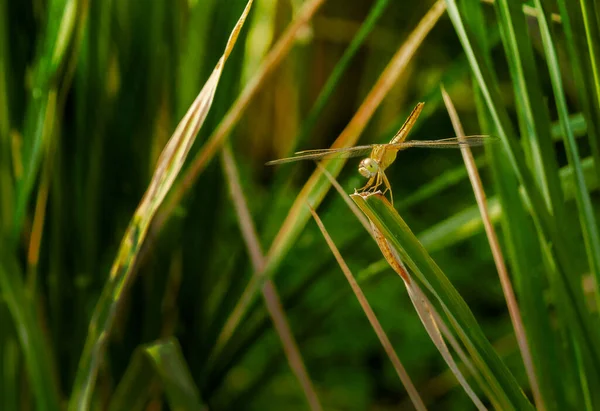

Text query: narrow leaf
(351, 193), (533, 409)
(109, 338), (205, 411)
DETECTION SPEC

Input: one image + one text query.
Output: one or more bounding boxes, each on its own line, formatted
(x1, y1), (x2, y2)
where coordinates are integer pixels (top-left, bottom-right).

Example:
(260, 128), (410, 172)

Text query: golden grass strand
(221, 145), (323, 411)
(441, 86), (542, 409)
(308, 205), (427, 411)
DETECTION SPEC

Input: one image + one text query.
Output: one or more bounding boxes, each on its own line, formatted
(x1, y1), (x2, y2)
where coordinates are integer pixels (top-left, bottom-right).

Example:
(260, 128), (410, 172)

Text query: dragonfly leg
(371, 173), (381, 192)
(358, 176), (376, 192)
(380, 171), (393, 205)
(373, 173), (383, 192)
(364, 173), (381, 194)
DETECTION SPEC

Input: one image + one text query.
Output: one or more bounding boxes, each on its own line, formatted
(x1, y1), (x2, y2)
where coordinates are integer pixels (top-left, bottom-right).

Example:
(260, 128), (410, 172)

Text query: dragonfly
(266, 102), (494, 204)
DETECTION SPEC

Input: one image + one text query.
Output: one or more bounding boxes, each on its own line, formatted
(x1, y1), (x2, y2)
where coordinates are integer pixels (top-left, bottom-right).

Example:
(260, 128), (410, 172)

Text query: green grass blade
(67, 3), (254, 408)
(418, 197), (499, 252)
(12, 0), (85, 242)
(551, 113), (587, 139)
(309, 205), (427, 410)
(109, 338), (205, 411)
(0, 249), (61, 411)
(487, 125), (571, 410)
(557, 0), (600, 185)
(0, 0), (13, 238)
(579, 0), (600, 109)
(418, 154), (597, 254)
(1, 337), (19, 411)
(533, 0), (600, 312)
(444, 0), (600, 375)
(482, 4), (577, 406)
(493, 0), (564, 213)
(444, 0), (551, 236)
(351, 193), (533, 409)
(442, 87), (540, 406)
(368, 217), (488, 409)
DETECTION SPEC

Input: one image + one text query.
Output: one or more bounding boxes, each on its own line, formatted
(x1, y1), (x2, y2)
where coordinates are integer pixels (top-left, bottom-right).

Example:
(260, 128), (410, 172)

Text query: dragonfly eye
(358, 158), (378, 178)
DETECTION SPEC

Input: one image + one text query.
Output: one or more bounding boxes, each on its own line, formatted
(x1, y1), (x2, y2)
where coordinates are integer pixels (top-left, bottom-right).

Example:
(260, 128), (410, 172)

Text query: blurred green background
(2, 0), (600, 410)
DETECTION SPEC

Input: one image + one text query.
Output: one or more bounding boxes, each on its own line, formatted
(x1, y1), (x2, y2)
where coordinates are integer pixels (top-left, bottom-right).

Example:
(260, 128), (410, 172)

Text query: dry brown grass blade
(308, 205), (427, 411)
(220, 144), (323, 411)
(440, 86), (541, 409)
(67, 2), (254, 409)
(209, 0), (446, 362)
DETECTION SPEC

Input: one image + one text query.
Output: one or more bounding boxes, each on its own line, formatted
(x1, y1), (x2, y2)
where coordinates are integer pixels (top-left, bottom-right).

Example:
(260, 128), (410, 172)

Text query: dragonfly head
(358, 158), (379, 178)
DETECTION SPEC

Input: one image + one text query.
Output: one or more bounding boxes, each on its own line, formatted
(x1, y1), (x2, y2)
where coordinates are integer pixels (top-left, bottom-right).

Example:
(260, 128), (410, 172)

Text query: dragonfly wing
(397, 135), (497, 149)
(265, 145), (375, 165)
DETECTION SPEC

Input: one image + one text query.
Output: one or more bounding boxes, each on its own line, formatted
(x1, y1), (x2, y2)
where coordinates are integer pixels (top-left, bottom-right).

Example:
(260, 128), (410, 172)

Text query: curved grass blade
(67, 2), (254, 409)
(351, 193), (533, 410)
(319, 163), (497, 405)
(369, 221), (487, 410)
(308, 205), (427, 411)
(108, 338), (205, 411)
(0, 249), (61, 411)
(354, 154), (596, 285)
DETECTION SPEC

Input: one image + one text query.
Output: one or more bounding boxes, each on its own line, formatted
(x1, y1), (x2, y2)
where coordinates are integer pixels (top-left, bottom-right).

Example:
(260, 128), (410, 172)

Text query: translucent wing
(265, 135), (496, 165)
(396, 135), (496, 149)
(265, 144), (376, 165)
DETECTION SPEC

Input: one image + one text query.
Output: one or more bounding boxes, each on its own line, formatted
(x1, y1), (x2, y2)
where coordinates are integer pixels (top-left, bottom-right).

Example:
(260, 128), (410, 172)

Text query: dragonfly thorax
(358, 157), (379, 178)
